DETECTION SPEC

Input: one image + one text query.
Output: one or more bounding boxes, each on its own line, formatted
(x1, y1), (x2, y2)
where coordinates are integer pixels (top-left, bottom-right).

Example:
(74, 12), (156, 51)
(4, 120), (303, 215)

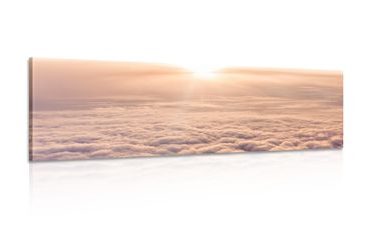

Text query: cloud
(31, 94), (343, 161)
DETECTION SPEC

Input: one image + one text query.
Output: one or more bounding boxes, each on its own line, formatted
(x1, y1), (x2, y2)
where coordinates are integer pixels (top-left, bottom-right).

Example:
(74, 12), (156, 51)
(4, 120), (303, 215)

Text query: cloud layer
(31, 95), (342, 161)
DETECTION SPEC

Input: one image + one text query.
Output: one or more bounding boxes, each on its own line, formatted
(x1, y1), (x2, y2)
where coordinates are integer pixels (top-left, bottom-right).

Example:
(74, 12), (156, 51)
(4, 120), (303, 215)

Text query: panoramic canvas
(29, 58), (343, 161)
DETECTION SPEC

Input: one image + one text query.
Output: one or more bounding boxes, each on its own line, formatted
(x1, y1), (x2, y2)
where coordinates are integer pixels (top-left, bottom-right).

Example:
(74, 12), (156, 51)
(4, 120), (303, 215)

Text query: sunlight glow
(188, 65), (218, 80)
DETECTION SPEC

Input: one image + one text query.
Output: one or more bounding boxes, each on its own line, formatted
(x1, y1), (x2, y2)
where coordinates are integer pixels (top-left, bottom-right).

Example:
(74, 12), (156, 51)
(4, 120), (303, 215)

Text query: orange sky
(31, 58), (342, 108)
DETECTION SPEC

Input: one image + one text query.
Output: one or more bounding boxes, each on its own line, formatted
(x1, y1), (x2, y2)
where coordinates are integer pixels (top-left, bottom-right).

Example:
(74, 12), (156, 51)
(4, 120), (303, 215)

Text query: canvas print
(29, 58), (343, 161)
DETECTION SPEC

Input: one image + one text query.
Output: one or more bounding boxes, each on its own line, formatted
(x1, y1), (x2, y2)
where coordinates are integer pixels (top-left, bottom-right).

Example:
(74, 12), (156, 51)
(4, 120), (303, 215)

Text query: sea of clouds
(31, 95), (343, 161)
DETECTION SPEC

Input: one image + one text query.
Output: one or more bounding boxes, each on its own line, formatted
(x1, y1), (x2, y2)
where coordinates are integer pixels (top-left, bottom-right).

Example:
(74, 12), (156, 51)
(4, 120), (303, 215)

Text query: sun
(189, 66), (218, 80)
(193, 70), (216, 80)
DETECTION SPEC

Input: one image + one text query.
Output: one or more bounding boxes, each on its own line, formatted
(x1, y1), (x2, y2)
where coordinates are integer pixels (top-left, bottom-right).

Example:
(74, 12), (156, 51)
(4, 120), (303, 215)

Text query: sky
(30, 58), (343, 161)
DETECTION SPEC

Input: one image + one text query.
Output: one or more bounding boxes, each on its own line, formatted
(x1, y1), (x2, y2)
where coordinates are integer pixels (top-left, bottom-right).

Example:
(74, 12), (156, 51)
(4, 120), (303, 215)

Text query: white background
(0, 0), (369, 229)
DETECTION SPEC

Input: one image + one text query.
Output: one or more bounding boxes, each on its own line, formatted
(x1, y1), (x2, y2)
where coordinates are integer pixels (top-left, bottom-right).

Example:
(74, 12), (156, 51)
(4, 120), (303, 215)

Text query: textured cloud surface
(30, 59), (343, 161)
(31, 96), (342, 161)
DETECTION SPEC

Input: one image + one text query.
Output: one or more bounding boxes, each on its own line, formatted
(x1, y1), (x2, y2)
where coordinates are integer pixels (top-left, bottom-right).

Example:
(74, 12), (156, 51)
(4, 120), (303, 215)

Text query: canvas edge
(28, 57), (33, 161)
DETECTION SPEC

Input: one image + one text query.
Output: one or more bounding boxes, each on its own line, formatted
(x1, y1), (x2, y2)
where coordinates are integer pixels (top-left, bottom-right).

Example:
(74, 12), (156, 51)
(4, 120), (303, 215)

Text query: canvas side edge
(28, 57), (33, 161)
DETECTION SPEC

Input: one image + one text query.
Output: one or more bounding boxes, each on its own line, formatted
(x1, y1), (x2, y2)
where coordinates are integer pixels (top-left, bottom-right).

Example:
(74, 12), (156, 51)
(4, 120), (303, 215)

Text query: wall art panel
(29, 58), (343, 161)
